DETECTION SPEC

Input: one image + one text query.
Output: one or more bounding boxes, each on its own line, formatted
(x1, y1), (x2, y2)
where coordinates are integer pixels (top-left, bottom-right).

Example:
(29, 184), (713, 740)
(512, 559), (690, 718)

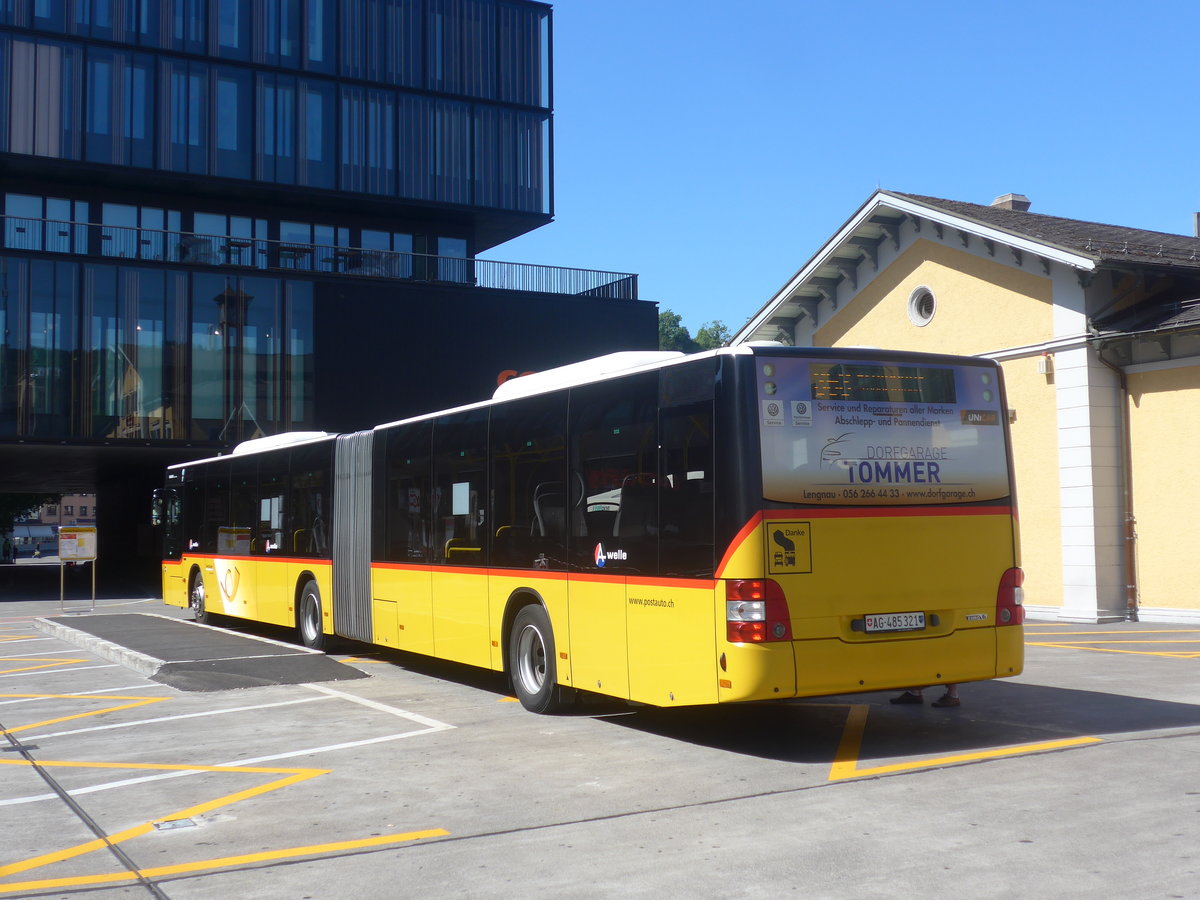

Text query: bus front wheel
(509, 604), (572, 714)
(189, 570), (211, 624)
(298, 580), (326, 651)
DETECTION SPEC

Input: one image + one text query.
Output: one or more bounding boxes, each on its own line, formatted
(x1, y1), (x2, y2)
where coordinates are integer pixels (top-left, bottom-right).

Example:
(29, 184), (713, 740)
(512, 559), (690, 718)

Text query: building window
(297, 79), (334, 188)
(212, 66), (252, 179)
(255, 0), (301, 67)
(64, 505), (74, 515)
(908, 287), (936, 327)
(5, 193), (89, 254)
(4, 38), (84, 160)
(212, 0), (250, 60)
(84, 47), (154, 167)
(340, 86), (396, 196)
(359, 229), (413, 278)
(80, 505), (88, 516)
(101, 204), (181, 261)
(159, 58), (208, 174)
(256, 72), (296, 184)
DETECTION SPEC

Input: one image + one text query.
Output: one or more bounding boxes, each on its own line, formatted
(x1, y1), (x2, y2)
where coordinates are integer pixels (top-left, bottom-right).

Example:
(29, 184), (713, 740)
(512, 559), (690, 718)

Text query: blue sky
(482, 0), (1200, 336)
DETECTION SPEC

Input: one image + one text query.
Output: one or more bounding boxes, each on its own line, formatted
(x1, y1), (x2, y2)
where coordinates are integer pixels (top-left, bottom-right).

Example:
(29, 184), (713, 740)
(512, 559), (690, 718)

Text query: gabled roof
(734, 189), (1200, 345)
(893, 192), (1200, 270)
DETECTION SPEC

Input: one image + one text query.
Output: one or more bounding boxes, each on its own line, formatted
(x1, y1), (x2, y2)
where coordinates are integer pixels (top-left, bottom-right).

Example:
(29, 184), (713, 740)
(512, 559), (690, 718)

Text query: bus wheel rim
(302, 596), (319, 642)
(189, 577), (204, 614)
(516, 624), (546, 693)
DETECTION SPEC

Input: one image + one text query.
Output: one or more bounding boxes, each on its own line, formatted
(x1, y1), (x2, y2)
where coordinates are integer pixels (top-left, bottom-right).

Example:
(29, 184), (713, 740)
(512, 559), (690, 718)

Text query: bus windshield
(757, 354), (1010, 506)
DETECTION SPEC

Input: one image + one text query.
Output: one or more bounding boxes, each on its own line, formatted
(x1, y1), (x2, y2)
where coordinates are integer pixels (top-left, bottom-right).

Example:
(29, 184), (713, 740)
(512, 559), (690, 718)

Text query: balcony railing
(0, 215), (639, 300)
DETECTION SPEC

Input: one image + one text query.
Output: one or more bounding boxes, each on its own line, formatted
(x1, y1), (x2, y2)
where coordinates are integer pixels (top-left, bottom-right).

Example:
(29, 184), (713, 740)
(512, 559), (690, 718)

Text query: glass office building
(0, 0), (656, 577)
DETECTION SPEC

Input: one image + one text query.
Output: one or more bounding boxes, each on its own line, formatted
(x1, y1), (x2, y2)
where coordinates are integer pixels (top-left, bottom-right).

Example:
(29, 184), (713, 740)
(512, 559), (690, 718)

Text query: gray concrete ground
(1, 581), (1198, 899)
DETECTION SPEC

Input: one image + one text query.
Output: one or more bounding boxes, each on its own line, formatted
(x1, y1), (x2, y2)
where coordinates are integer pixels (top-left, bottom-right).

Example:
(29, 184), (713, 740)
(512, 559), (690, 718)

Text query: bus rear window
(758, 355), (1010, 506)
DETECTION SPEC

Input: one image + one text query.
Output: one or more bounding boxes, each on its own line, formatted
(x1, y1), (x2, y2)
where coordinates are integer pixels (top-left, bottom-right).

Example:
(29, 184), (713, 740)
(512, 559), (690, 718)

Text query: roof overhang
(733, 190), (1099, 344)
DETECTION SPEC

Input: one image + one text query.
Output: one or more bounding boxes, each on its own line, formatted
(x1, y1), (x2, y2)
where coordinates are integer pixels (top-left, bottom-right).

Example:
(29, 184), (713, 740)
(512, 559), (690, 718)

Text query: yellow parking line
(0, 658), (88, 676)
(0, 693), (168, 736)
(1027, 642), (1200, 658)
(0, 829), (449, 894)
(826, 703), (1102, 781)
(1025, 630), (1200, 636)
(0, 758), (330, 882)
(1029, 639), (1200, 644)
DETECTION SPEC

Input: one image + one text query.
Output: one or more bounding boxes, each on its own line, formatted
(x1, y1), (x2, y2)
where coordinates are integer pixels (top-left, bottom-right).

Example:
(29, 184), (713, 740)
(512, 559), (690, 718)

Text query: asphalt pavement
(1, 581), (1198, 899)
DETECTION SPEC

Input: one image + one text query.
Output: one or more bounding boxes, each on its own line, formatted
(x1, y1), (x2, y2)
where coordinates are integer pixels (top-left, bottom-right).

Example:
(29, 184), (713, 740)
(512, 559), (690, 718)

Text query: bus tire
(509, 604), (571, 714)
(189, 569), (213, 624)
(298, 580), (326, 651)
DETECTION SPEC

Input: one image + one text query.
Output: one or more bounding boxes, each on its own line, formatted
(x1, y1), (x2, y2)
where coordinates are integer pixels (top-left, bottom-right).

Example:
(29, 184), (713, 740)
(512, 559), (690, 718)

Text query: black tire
(509, 604), (572, 713)
(297, 580), (326, 651)
(189, 569), (212, 624)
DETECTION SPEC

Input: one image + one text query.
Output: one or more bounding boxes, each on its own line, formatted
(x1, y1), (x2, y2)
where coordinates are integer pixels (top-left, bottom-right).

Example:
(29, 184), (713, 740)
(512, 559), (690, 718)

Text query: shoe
(890, 691), (923, 704)
(931, 695), (960, 708)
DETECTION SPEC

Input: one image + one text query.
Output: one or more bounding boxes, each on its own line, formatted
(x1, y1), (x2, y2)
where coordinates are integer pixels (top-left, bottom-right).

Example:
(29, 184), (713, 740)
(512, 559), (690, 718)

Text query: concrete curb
(35, 616), (165, 677)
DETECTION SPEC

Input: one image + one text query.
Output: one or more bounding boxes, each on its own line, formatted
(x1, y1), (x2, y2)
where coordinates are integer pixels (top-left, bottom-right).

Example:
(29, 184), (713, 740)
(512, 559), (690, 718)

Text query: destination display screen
(810, 363), (956, 404)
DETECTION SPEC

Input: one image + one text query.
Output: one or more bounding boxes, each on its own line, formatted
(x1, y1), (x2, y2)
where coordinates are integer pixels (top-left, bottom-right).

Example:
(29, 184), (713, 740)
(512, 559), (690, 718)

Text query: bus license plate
(864, 612), (926, 633)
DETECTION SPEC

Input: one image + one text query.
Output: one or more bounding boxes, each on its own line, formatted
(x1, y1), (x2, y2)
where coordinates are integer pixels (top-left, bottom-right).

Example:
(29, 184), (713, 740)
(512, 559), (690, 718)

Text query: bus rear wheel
(298, 580), (326, 651)
(509, 604), (572, 714)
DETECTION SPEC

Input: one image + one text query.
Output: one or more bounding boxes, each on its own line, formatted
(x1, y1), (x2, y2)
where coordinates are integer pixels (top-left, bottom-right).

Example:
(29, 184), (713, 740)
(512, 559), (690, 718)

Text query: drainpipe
(1092, 342), (1139, 621)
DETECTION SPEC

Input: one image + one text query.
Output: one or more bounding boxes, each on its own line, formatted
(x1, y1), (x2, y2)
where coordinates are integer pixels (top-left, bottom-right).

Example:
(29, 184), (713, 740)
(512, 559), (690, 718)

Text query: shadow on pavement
(603, 679), (1200, 764)
(0, 561), (157, 602)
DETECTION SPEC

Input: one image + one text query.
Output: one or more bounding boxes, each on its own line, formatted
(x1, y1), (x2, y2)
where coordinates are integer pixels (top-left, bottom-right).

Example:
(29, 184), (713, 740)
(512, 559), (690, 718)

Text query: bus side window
(257, 454), (288, 555)
(659, 401), (714, 577)
(489, 393), (567, 570)
(289, 441), (333, 558)
(379, 421), (432, 563)
(569, 372), (658, 573)
(433, 410), (487, 566)
(200, 461), (231, 554)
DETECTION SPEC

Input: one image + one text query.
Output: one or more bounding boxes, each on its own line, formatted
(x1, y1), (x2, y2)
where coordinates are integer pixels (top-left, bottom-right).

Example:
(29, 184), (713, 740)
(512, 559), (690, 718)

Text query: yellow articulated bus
(155, 346), (1023, 713)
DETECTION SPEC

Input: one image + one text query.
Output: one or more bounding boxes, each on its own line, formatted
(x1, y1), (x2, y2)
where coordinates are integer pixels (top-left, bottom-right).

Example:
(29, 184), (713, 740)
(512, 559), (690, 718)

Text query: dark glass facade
(0, 0), (658, 587)
(0, 0), (551, 214)
(0, 253), (314, 441)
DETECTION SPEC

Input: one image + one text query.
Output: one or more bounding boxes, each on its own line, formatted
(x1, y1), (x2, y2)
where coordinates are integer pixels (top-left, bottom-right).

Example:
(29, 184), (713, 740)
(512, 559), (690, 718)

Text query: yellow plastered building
(734, 190), (1200, 624)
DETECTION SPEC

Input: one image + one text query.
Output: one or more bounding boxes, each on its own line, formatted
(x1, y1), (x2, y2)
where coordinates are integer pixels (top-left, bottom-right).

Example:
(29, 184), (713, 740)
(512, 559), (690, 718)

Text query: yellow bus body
(163, 556), (335, 634)
(165, 502), (1021, 707)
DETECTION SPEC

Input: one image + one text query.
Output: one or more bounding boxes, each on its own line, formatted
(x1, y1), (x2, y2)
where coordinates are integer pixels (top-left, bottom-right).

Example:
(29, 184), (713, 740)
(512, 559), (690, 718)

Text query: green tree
(0, 493), (58, 534)
(658, 309), (700, 352)
(694, 320), (731, 350)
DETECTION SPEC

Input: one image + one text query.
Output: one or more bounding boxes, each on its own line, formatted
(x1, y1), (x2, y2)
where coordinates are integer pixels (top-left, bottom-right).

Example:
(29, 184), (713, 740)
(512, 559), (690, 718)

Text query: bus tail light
(726, 579), (792, 643)
(996, 567), (1025, 626)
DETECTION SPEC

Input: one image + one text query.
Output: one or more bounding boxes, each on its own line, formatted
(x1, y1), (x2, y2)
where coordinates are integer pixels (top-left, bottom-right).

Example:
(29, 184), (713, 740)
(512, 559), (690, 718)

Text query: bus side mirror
(151, 489), (164, 527)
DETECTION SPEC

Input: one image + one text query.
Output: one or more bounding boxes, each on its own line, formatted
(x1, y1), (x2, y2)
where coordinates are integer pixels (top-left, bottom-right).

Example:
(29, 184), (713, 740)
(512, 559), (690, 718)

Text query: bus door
(623, 393), (720, 707)
(219, 457), (258, 621)
(566, 374), (659, 700)
(153, 477), (185, 599)
(431, 411), (491, 668)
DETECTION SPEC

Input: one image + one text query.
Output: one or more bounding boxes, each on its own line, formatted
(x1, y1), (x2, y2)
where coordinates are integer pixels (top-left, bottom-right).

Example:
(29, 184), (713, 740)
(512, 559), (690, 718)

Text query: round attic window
(908, 287), (936, 327)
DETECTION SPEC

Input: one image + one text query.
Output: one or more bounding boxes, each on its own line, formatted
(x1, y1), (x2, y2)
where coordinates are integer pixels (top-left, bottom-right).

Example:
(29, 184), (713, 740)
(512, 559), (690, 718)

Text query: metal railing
(0, 215), (639, 300)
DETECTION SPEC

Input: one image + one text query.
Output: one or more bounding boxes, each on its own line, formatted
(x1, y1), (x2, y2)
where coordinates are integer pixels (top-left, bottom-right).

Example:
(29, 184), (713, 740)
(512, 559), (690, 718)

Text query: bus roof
(166, 431), (333, 470)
